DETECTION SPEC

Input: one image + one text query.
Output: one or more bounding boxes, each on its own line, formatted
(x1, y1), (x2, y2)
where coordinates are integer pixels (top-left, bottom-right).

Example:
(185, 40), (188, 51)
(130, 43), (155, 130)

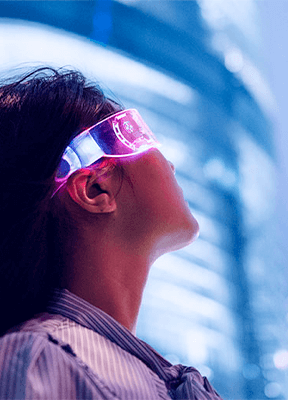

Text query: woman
(0, 67), (222, 399)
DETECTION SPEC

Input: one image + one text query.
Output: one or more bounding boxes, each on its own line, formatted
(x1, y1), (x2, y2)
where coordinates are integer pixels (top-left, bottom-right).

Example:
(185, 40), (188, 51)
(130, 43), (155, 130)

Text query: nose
(168, 161), (176, 174)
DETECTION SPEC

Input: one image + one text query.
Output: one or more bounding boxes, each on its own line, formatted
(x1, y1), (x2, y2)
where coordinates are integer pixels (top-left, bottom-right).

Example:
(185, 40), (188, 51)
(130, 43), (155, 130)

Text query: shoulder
(0, 330), (118, 399)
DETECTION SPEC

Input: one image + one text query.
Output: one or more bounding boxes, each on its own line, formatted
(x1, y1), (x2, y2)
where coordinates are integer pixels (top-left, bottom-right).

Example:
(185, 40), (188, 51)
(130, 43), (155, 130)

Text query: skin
(58, 149), (199, 333)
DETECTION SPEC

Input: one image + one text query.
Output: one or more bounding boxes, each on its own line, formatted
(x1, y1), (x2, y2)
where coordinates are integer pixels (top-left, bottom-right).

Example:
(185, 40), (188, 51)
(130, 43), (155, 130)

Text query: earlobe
(66, 169), (117, 214)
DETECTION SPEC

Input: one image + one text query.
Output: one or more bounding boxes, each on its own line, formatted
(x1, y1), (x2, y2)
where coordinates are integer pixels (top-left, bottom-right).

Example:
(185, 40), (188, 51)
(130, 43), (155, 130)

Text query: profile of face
(114, 148), (199, 260)
(59, 108), (199, 264)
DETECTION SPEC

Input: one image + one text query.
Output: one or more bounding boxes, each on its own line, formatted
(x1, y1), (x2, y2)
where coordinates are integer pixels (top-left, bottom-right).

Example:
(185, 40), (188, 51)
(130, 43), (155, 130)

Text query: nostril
(168, 161), (176, 174)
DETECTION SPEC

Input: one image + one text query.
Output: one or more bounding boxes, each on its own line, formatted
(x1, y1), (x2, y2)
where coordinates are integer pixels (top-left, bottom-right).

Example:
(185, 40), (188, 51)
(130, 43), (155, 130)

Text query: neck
(62, 229), (151, 333)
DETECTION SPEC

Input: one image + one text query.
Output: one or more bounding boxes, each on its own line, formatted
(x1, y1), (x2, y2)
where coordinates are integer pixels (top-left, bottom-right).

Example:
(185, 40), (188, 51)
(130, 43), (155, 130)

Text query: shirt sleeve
(0, 331), (118, 400)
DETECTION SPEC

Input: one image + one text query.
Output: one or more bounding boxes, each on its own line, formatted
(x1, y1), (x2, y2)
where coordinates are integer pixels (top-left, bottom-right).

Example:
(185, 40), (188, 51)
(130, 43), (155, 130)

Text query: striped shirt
(0, 289), (223, 399)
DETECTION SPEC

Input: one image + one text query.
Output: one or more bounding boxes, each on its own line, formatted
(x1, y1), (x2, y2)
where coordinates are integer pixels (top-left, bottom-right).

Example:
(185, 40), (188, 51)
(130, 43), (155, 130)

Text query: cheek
(137, 173), (185, 225)
(147, 168), (199, 237)
(120, 149), (195, 221)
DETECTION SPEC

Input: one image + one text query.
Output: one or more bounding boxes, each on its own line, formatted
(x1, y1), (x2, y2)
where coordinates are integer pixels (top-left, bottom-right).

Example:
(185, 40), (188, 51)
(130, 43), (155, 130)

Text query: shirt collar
(47, 288), (222, 400)
(47, 288), (171, 376)
(48, 288), (133, 339)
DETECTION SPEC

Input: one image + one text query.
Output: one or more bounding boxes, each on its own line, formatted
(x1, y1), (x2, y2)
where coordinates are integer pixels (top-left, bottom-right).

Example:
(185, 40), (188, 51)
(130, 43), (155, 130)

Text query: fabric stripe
(0, 331), (119, 399)
(49, 318), (168, 399)
(48, 289), (171, 377)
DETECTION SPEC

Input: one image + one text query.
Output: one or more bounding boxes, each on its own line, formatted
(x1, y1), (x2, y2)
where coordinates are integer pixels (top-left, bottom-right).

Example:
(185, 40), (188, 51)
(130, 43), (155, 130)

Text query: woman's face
(116, 148), (199, 259)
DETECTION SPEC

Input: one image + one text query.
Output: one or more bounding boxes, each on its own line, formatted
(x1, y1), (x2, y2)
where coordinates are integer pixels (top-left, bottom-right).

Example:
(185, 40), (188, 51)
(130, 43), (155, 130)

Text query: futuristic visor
(55, 109), (160, 182)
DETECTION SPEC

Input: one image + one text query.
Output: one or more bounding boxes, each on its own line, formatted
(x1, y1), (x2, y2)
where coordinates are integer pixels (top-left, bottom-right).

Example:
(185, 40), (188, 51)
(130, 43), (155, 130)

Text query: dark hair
(0, 67), (121, 335)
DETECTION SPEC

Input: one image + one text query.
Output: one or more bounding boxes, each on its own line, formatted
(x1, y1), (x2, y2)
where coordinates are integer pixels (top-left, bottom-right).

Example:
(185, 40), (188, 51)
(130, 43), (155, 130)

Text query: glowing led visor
(56, 109), (160, 181)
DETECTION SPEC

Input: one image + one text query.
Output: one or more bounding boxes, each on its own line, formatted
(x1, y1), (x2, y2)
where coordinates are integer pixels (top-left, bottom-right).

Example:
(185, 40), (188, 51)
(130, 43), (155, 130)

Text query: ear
(66, 169), (117, 214)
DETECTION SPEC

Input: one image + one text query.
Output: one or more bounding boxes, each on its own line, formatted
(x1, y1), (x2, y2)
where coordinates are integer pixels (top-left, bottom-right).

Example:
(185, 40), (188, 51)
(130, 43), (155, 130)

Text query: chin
(155, 215), (200, 258)
(187, 214), (200, 243)
(176, 208), (199, 247)
(173, 219), (199, 251)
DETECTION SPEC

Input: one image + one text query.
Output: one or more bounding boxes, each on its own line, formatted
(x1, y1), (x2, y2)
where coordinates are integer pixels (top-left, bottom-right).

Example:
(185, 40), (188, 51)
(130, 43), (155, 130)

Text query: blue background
(0, 1), (287, 399)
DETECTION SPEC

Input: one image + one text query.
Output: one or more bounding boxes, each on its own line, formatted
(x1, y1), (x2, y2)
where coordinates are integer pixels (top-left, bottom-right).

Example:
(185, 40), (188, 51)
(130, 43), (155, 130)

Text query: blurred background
(0, 1), (287, 398)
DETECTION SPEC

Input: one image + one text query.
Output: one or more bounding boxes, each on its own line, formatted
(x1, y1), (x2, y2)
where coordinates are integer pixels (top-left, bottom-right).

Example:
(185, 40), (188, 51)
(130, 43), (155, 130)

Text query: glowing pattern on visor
(56, 109), (160, 181)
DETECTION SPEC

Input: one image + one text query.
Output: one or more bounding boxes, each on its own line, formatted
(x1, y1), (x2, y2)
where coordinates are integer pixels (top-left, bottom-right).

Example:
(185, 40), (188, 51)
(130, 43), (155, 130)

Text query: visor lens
(56, 109), (159, 181)
(93, 109), (158, 156)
